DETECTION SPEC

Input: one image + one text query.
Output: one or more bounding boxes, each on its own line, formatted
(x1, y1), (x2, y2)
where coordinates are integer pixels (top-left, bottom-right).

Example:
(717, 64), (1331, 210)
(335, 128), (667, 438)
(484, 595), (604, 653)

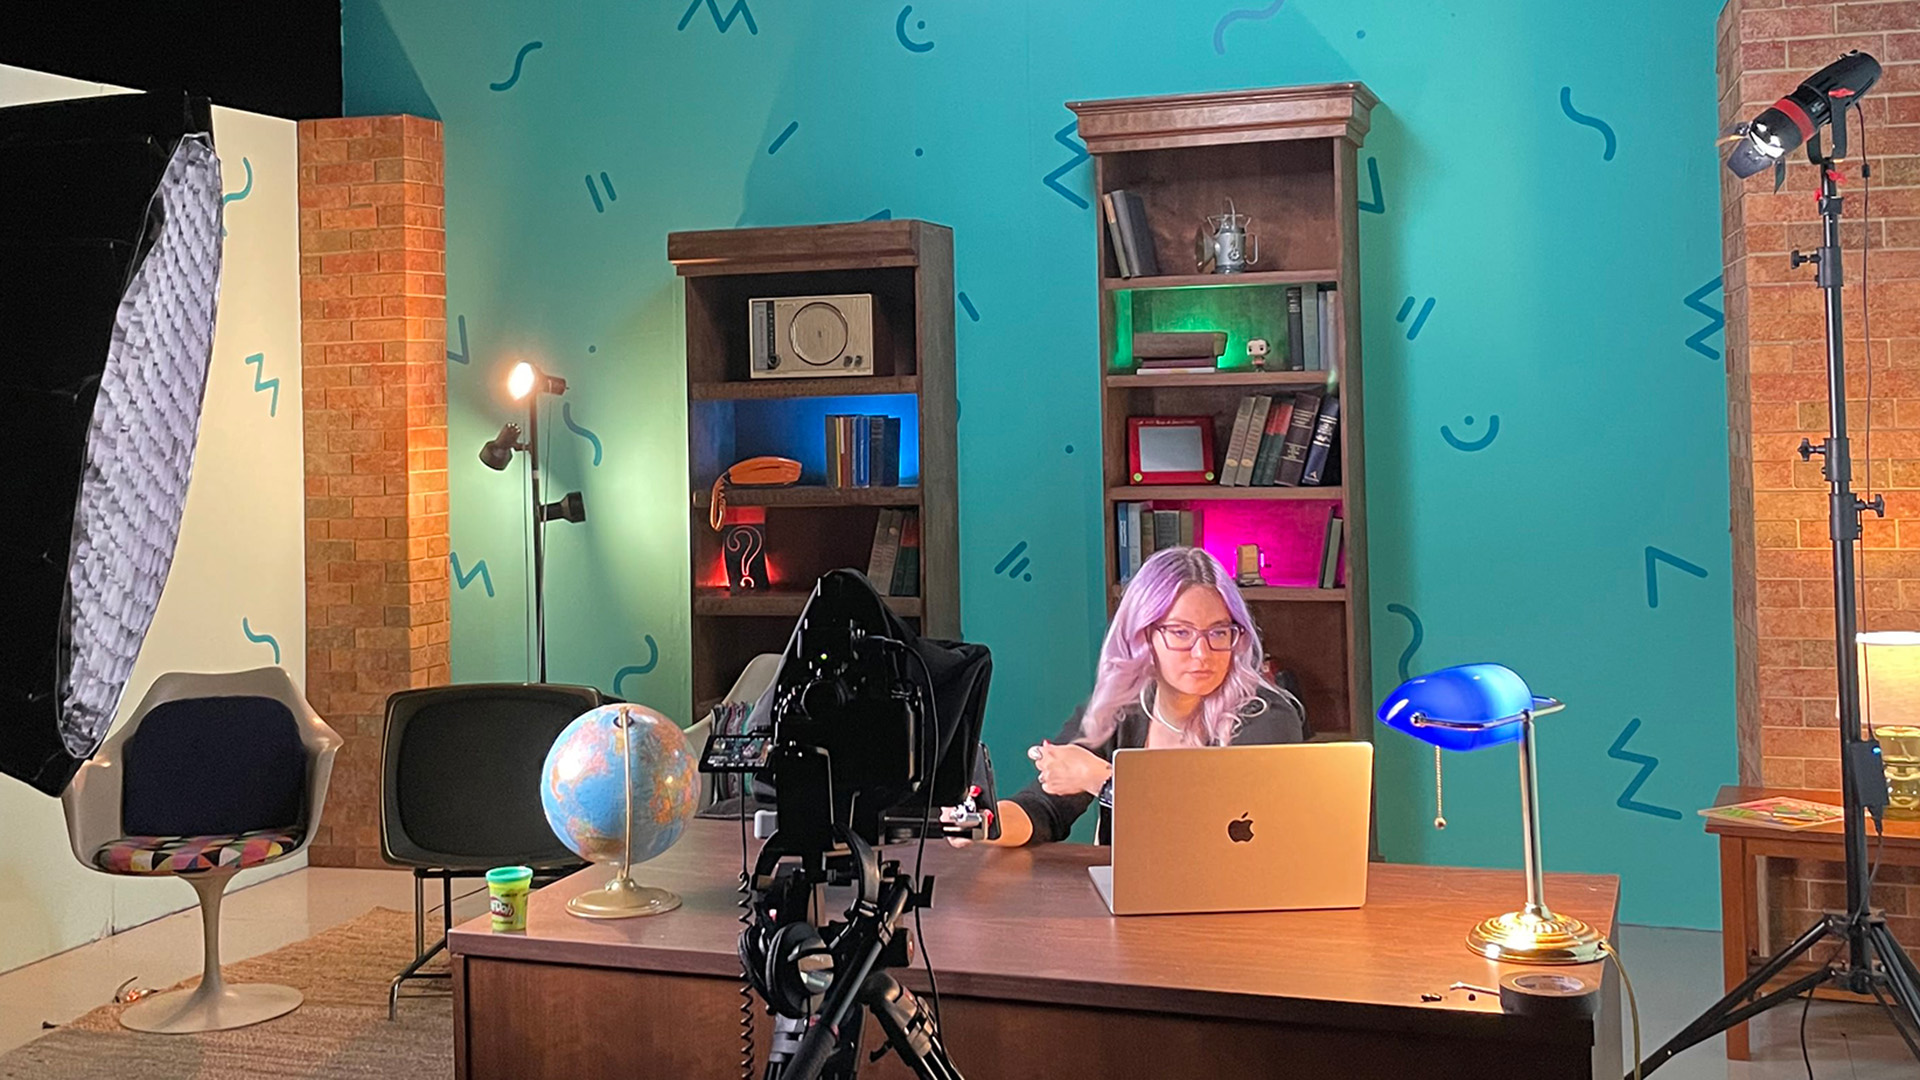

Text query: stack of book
(864, 509), (921, 596)
(1279, 284), (1338, 372)
(1217, 392), (1341, 488)
(1114, 504), (1197, 583)
(826, 415), (903, 489)
(1102, 190), (1160, 278)
(1131, 331), (1227, 375)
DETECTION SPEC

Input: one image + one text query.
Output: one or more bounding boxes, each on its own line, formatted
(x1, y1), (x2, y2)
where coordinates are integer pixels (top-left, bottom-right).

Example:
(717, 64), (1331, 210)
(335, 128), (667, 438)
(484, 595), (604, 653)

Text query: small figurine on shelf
(1247, 338), (1270, 371)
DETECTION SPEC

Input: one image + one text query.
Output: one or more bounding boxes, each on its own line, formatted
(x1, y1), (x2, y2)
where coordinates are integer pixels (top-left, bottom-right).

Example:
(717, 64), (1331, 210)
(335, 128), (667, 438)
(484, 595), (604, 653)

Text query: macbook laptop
(1089, 742), (1373, 916)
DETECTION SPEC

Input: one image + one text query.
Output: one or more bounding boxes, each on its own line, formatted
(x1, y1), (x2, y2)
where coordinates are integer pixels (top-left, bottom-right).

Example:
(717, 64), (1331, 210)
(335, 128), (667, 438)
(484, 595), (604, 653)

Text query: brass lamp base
(1468, 909), (1605, 965)
(567, 871), (681, 920)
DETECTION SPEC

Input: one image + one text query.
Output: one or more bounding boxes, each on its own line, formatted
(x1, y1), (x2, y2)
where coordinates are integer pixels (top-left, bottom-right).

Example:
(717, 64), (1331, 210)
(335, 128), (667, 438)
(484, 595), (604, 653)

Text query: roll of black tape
(1499, 971), (1599, 1019)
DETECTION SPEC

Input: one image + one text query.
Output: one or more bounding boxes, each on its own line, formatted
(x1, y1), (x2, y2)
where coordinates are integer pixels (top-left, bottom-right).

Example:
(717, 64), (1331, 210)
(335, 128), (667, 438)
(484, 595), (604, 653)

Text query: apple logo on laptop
(1227, 813), (1254, 843)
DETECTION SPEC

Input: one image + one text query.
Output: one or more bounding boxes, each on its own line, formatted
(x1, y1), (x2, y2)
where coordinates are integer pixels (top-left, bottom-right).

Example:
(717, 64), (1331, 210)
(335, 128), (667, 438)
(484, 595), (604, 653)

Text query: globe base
(567, 869), (681, 920)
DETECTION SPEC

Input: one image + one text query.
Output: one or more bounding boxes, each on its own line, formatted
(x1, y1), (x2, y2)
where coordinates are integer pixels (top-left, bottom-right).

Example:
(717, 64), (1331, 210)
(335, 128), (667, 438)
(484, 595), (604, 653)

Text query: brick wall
(296, 116), (450, 868)
(1720, 0), (1920, 946)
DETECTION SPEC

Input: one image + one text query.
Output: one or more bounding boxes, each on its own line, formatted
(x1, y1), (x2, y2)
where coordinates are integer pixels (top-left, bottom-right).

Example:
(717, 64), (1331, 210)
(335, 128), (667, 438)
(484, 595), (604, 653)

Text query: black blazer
(1005, 686), (1306, 845)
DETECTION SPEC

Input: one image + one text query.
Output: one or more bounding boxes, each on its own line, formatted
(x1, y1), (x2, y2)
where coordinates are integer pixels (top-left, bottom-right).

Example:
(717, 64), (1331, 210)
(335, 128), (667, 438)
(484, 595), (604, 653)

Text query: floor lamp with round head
(479, 361), (586, 683)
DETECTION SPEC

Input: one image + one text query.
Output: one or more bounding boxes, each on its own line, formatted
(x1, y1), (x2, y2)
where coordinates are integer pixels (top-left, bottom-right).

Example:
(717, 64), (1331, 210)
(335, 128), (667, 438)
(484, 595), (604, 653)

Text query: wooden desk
(451, 820), (1619, 1079)
(1706, 784), (1920, 1061)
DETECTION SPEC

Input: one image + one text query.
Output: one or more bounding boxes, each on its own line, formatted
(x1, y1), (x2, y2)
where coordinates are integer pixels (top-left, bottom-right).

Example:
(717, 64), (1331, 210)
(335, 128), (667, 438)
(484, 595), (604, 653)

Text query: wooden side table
(1706, 784), (1920, 1060)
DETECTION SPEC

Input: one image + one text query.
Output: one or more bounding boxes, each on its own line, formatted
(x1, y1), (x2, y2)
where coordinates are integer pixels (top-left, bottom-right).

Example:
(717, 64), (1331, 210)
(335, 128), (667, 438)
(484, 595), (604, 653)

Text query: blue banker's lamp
(1378, 663), (1604, 965)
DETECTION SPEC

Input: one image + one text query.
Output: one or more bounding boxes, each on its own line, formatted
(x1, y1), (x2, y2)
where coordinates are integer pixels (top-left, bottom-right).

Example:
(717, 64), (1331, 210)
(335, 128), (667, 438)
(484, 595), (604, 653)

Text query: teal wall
(344, 0), (1737, 928)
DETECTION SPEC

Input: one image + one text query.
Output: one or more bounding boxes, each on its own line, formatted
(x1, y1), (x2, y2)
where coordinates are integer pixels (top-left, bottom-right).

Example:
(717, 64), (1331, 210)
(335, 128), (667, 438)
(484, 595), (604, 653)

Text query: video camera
(700, 569), (990, 1080)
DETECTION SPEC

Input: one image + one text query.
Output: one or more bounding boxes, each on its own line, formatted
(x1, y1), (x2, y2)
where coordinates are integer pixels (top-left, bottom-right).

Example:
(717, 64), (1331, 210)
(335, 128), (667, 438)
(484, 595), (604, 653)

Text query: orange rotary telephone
(709, 456), (801, 531)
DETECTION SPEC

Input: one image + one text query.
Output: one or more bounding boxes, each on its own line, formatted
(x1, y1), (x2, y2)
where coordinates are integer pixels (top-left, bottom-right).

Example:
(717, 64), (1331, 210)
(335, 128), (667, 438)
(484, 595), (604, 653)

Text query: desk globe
(539, 703), (701, 919)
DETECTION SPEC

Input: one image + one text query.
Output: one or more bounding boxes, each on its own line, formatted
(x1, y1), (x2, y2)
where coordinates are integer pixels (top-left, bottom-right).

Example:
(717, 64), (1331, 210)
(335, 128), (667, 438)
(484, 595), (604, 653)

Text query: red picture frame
(1127, 416), (1216, 485)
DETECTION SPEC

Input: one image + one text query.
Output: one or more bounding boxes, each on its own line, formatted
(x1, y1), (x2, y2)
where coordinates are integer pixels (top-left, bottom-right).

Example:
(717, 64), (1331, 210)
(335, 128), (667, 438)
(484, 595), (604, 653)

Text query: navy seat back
(121, 695), (306, 837)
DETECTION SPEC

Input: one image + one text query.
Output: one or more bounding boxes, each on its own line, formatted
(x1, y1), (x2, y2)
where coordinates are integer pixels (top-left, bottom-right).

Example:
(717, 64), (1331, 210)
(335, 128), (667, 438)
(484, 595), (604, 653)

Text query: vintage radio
(748, 293), (875, 379)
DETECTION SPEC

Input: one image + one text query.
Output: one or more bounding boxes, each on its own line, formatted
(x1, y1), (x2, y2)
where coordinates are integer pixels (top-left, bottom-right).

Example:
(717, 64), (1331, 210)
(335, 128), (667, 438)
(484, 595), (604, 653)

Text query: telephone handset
(709, 456), (801, 531)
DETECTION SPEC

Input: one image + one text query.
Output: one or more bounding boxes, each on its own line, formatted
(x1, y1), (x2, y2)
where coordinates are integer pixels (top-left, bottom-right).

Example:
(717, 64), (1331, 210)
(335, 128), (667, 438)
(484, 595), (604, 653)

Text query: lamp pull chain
(1433, 745), (1447, 830)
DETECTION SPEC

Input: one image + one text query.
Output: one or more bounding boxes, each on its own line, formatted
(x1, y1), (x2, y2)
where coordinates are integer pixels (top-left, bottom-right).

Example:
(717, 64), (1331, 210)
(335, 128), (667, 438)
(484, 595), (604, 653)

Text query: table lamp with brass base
(567, 706), (682, 920)
(1378, 663), (1604, 965)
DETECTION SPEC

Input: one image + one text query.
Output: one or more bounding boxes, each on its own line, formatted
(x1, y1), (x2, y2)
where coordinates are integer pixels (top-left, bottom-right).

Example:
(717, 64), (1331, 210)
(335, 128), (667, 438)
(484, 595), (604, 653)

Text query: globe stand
(565, 706), (682, 920)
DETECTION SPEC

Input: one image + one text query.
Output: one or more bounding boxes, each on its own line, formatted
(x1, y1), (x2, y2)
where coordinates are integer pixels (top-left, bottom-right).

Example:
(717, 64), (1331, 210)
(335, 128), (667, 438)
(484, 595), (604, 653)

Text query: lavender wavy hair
(1079, 546), (1283, 747)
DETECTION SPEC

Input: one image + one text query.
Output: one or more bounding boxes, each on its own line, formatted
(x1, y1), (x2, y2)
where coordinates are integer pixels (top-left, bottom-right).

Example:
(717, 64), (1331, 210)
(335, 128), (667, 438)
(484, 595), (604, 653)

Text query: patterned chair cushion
(94, 828), (302, 875)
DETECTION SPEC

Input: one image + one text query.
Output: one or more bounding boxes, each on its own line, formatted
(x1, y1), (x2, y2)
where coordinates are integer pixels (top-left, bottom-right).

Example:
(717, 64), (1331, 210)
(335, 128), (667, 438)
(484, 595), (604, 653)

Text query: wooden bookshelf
(1070, 83), (1378, 740)
(670, 220), (958, 710)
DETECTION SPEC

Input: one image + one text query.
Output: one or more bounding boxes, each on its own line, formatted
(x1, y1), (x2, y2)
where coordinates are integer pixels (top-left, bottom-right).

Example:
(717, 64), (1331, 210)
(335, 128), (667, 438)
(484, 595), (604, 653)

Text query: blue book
(853, 416), (871, 487)
(1117, 503), (1131, 583)
(870, 415), (902, 487)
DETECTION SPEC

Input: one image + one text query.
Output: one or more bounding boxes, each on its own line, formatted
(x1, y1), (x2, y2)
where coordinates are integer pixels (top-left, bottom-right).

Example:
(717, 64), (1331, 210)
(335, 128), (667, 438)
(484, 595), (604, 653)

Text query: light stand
(1634, 94), (1920, 1076)
(479, 362), (585, 683)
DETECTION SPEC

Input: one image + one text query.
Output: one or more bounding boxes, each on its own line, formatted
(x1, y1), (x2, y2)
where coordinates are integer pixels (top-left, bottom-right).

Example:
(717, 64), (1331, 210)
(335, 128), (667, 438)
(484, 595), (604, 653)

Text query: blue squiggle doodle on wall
(679, 0), (757, 34)
(957, 292), (980, 322)
(1440, 415), (1499, 452)
(1357, 156), (1385, 214)
(1684, 276), (1724, 360)
(1213, 0), (1285, 55)
(1042, 121), (1090, 209)
(448, 314), (470, 365)
(1608, 718), (1681, 819)
(586, 172), (617, 212)
(451, 552), (495, 597)
(220, 157), (252, 237)
(1395, 296), (1434, 340)
(994, 541), (1033, 583)
(613, 635), (661, 697)
(896, 5), (934, 52)
(244, 352), (279, 417)
(563, 402), (603, 466)
(242, 618), (281, 665)
(768, 120), (799, 154)
(490, 41), (543, 91)
(1385, 603), (1423, 681)
(1645, 546), (1707, 608)
(1559, 87), (1617, 162)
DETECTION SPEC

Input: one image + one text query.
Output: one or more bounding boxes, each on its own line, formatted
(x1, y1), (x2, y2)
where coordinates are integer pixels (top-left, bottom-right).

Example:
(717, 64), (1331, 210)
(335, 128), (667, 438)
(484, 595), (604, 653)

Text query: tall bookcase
(1069, 83), (1378, 740)
(668, 220), (959, 712)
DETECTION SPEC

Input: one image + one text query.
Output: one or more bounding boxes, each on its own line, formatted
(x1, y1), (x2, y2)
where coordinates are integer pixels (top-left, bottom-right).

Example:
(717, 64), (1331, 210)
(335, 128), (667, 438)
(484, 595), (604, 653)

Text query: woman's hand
(1031, 740), (1111, 798)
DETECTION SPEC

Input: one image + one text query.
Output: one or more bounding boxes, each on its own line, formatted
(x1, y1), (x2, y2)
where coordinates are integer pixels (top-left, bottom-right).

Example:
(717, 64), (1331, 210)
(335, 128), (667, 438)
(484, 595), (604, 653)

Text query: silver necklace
(1142, 687), (1190, 740)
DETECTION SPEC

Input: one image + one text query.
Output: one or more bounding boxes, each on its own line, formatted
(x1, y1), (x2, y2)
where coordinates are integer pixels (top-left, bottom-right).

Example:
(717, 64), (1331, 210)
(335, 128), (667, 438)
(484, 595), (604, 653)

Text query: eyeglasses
(1151, 623), (1244, 652)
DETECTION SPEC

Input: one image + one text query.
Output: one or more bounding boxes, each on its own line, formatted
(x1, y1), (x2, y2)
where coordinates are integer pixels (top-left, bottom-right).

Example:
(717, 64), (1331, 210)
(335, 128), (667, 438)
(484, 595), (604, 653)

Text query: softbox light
(0, 92), (223, 795)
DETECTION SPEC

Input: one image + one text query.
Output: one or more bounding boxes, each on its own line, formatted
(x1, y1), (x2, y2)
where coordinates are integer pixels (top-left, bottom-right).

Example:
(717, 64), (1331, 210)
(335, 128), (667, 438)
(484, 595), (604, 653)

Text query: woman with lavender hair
(969, 546), (1305, 847)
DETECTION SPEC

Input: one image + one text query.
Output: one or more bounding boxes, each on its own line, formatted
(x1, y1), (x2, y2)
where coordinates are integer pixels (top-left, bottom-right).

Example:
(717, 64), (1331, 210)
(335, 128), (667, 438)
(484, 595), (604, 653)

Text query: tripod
(747, 829), (964, 1080)
(1634, 105), (1920, 1076)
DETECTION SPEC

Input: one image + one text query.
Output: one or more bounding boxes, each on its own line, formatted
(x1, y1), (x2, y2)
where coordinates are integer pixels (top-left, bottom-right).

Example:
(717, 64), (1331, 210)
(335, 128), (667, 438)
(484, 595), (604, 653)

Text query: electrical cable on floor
(1801, 978), (1816, 1080)
(1601, 938), (1643, 1080)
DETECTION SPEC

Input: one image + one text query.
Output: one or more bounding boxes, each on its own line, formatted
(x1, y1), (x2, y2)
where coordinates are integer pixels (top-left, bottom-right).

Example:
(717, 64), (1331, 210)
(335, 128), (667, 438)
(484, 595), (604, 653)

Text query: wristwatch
(1097, 774), (1114, 809)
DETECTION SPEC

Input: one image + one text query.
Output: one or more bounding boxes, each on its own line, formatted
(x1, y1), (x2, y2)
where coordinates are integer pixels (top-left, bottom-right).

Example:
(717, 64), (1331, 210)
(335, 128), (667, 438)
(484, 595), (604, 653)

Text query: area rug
(0, 907), (452, 1078)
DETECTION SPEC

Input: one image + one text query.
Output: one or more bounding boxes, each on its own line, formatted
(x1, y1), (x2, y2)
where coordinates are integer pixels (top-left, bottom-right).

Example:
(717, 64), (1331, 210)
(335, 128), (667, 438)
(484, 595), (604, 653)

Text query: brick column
(296, 116), (449, 868)
(1721, 1), (1920, 947)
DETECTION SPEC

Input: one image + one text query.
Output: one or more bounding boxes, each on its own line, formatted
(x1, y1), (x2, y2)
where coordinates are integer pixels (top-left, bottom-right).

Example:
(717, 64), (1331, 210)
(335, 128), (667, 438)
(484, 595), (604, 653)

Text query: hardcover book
(1221, 396), (1257, 487)
(1102, 193), (1132, 277)
(1300, 396), (1341, 486)
(1275, 392), (1321, 487)
(1285, 287), (1306, 371)
(1250, 396), (1296, 488)
(890, 512), (921, 597)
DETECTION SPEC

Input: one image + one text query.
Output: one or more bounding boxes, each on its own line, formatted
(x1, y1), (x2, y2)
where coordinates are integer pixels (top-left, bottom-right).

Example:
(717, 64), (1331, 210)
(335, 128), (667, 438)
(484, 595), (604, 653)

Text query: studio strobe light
(0, 93), (223, 796)
(1638, 50), (1920, 1075)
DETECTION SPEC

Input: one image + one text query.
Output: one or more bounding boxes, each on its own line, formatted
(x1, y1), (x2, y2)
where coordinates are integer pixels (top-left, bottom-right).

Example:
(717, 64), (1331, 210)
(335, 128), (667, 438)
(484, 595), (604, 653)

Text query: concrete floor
(0, 872), (1913, 1076)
